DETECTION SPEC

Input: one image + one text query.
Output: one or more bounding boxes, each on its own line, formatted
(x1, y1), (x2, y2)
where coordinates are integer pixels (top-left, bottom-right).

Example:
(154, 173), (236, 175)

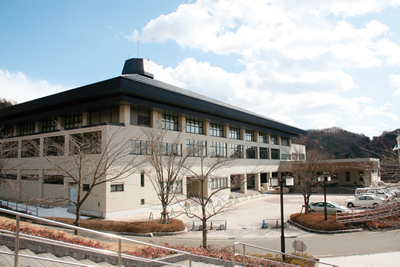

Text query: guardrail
(0, 200), (39, 216)
(0, 207), (192, 267)
(233, 242), (338, 267)
(336, 202), (400, 223)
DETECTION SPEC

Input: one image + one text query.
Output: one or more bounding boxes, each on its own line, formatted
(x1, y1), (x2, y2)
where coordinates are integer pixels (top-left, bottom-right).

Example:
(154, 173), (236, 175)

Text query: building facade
(0, 59), (306, 218)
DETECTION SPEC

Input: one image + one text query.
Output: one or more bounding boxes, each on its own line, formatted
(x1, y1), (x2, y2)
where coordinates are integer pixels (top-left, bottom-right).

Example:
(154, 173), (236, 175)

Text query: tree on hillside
(0, 98), (16, 108)
(30, 126), (142, 234)
(141, 126), (192, 224)
(282, 149), (332, 214)
(179, 145), (239, 248)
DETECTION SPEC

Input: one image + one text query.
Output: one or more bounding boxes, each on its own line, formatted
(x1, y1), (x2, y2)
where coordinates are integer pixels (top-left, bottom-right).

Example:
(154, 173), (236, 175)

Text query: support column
(203, 120), (210, 136)
(241, 174), (247, 194)
(223, 125), (229, 138)
(179, 116), (186, 132)
(82, 112), (88, 126)
(255, 173), (261, 191)
(119, 105), (130, 125)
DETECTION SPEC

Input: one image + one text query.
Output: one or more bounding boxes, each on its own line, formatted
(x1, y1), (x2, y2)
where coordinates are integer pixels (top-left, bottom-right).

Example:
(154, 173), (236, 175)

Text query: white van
(355, 187), (394, 200)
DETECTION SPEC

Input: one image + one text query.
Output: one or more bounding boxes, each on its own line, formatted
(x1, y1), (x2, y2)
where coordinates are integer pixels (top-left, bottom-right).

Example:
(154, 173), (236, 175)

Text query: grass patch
(290, 213), (347, 231)
(43, 217), (185, 233)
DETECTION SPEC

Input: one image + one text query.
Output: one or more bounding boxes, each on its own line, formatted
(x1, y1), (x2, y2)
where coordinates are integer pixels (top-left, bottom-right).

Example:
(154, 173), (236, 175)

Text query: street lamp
(318, 176), (331, 220)
(270, 175), (294, 261)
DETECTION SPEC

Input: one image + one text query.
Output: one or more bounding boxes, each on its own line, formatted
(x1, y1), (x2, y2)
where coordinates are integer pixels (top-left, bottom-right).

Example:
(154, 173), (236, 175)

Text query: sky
(1, 0), (400, 138)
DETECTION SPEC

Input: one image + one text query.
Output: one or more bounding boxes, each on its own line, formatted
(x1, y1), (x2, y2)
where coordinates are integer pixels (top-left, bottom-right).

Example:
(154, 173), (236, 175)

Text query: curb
(288, 220), (364, 234)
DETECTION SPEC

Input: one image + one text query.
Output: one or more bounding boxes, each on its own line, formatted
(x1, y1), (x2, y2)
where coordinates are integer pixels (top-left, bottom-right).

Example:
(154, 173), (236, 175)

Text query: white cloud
(390, 74), (400, 96)
(0, 70), (66, 104)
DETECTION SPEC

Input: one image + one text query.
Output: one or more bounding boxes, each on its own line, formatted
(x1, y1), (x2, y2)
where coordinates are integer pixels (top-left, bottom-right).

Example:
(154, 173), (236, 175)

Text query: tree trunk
(74, 204), (81, 236)
(160, 205), (170, 224)
(303, 194), (309, 214)
(202, 208), (207, 248)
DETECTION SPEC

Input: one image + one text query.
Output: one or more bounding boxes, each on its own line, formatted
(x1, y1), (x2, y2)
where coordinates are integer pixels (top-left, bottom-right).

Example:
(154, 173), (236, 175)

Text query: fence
(0, 200), (39, 216)
(336, 202), (400, 224)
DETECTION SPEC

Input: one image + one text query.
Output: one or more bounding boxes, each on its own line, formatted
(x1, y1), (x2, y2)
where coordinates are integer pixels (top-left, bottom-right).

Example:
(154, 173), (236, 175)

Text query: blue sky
(1, 0), (400, 138)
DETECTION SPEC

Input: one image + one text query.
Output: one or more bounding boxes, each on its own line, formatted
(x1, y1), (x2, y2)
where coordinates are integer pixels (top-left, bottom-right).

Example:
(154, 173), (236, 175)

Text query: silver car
(309, 201), (349, 213)
(345, 193), (388, 208)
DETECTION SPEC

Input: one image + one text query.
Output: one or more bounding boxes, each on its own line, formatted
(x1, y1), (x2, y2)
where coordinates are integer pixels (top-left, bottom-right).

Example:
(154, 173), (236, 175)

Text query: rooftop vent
(122, 58), (154, 79)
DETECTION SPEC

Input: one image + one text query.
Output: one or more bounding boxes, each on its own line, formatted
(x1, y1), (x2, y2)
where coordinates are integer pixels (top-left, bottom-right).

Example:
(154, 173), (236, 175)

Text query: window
(1, 141), (18, 158)
(270, 134), (279, 145)
(141, 172), (145, 187)
(259, 147), (269, 159)
(271, 149), (280, 160)
(141, 199), (145, 205)
(21, 174), (39, 181)
(70, 132), (102, 154)
(246, 146), (257, 159)
(346, 172), (350, 181)
(162, 114), (178, 131)
(41, 116), (57, 132)
(44, 175), (64, 185)
(259, 132), (268, 143)
(211, 177), (228, 189)
(210, 142), (227, 158)
(19, 120), (35, 135)
(21, 139), (40, 158)
(160, 142), (182, 156)
(111, 184), (124, 192)
(210, 123), (223, 137)
(281, 137), (290, 146)
(65, 110), (83, 129)
(281, 154), (291, 160)
(245, 130), (254, 141)
(130, 140), (152, 155)
(159, 181), (182, 193)
(186, 139), (206, 157)
(359, 171), (364, 181)
(89, 108), (120, 125)
(130, 108), (150, 126)
(44, 136), (65, 156)
(0, 124), (14, 137)
(0, 173), (17, 180)
(186, 119), (203, 134)
(229, 126), (240, 139)
(229, 144), (243, 158)
(83, 184), (90, 191)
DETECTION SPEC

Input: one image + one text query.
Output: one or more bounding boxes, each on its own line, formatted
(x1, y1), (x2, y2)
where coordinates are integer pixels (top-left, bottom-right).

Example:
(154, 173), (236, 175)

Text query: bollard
(149, 212), (154, 220)
(262, 220), (267, 229)
(210, 222), (213, 230)
(192, 221), (195, 231)
(276, 220), (279, 228)
(195, 205), (199, 211)
(170, 208), (175, 216)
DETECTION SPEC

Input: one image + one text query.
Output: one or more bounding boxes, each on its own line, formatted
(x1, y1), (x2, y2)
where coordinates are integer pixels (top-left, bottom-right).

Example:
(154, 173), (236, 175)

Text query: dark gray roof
(0, 73), (307, 137)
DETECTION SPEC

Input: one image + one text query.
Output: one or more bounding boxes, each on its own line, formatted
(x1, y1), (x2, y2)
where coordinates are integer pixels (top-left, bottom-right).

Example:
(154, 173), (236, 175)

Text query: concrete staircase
(0, 245), (118, 267)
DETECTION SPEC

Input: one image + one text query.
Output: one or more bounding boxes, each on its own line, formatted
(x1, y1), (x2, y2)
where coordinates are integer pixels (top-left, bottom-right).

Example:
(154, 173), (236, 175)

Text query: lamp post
(270, 175), (294, 261)
(318, 176), (331, 220)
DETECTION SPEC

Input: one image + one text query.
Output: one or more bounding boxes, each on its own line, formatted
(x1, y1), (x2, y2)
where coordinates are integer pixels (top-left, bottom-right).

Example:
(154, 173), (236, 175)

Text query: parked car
(309, 201), (349, 213)
(355, 187), (394, 201)
(381, 188), (398, 198)
(345, 193), (388, 208)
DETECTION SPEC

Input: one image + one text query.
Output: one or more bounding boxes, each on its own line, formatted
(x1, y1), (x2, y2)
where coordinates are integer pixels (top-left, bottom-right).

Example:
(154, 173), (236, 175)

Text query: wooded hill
(292, 126), (399, 159)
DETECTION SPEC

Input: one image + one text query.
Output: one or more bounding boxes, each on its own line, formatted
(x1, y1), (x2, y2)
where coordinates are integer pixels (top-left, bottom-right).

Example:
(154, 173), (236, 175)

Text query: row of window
(0, 131), (102, 158)
(130, 139), (287, 160)
(2, 108), (290, 148)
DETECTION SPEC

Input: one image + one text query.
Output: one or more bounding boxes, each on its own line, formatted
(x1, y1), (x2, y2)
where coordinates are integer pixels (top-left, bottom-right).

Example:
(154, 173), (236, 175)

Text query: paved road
(112, 193), (400, 257)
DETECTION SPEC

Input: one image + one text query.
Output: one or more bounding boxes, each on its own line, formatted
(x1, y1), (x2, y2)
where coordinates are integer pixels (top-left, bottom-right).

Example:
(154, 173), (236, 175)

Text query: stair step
(166, 260), (225, 266)
(19, 249), (47, 267)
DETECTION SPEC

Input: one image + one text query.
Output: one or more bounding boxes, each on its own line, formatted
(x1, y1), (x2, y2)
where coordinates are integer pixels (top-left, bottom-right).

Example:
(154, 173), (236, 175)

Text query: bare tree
(282, 149), (330, 214)
(32, 126), (142, 234)
(141, 126), (192, 224)
(179, 147), (238, 248)
(0, 131), (19, 193)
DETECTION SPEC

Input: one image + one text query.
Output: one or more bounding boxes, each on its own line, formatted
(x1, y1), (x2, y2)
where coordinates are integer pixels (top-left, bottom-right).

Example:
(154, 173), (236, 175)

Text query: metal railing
(233, 242), (338, 267)
(0, 200), (39, 216)
(336, 202), (400, 223)
(0, 207), (192, 267)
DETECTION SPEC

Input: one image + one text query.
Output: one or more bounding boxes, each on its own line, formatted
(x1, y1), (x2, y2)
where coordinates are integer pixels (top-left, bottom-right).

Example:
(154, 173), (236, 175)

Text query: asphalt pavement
(114, 192), (400, 266)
